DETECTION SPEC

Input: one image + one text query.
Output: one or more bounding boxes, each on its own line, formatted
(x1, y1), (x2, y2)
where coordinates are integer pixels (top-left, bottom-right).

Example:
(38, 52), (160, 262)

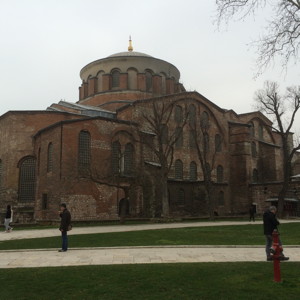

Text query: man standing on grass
(59, 203), (71, 252)
(263, 205), (289, 261)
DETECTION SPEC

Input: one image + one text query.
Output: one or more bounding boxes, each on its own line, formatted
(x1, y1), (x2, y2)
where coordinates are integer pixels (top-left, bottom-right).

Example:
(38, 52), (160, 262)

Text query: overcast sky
(0, 0), (299, 129)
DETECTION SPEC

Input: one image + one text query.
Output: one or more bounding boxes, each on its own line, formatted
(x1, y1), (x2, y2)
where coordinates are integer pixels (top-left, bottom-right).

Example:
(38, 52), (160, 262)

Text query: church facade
(1, 41), (299, 223)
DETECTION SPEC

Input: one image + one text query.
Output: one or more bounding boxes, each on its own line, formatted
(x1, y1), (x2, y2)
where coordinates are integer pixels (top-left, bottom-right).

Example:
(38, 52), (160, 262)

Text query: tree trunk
(205, 181), (215, 220)
(161, 177), (169, 217)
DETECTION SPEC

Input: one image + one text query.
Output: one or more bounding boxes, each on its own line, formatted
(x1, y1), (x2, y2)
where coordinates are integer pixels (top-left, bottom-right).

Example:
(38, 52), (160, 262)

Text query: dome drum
(78, 52), (183, 105)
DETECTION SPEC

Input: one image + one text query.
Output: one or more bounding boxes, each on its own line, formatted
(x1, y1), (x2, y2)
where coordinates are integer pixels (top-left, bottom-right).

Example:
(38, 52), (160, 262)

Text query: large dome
(77, 41), (184, 111)
(108, 51), (153, 58)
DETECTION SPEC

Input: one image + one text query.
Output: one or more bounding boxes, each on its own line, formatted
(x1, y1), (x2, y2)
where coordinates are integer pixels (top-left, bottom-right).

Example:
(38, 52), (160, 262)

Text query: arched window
(251, 142), (257, 158)
(112, 70), (120, 88)
(78, 130), (91, 174)
(112, 141), (121, 175)
(200, 111), (209, 129)
(215, 134), (222, 152)
(175, 159), (183, 179)
(124, 143), (134, 176)
(177, 188), (185, 205)
(0, 159), (2, 188)
(175, 127), (183, 148)
(18, 157), (36, 202)
(128, 68), (137, 90)
(204, 133), (209, 153)
(188, 104), (196, 126)
(249, 122), (255, 137)
(189, 130), (196, 148)
(161, 124), (168, 144)
(218, 191), (225, 206)
(175, 105), (183, 123)
(47, 143), (53, 172)
(217, 165), (224, 183)
(160, 72), (166, 94)
(189, 161), (197, 181)
(97, 71), (104, 92)
(145, 71), (152, 91)
(252, 169), (258, 183)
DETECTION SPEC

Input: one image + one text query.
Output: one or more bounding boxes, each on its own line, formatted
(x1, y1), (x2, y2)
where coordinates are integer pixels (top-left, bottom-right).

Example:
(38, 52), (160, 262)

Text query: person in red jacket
(58, 203), (71, 252)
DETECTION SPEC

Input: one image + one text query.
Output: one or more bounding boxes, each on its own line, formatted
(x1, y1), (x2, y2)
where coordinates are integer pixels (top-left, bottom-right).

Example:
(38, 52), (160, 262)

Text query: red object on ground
(271, 230), (283, 283)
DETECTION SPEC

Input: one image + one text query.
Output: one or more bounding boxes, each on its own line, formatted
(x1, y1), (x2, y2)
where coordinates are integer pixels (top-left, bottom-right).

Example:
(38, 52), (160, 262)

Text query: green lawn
(1, 263), (300, 300)
(0, 222), (299, 250)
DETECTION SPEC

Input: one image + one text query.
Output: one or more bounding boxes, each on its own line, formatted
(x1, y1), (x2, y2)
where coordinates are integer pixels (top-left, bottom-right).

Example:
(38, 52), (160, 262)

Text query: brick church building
(1, 40), (299, 223)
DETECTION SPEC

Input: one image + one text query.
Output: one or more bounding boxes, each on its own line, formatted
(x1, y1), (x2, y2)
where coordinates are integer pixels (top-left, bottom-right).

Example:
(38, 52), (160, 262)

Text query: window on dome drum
(0, 159), (2, 188)
(145, 71), (152, 92)
(204, 133), (209, 153)
(217, 165), (224, 183)
(258, 125), (264, 140)
(47, 143), (53, 172)
(189, 161), (197, 181)
(175, 105), (183, 123)
(200, 111), (209, 129)
(251, 142), (257, 157)
(218, 191), (225, 206)
(188, 104), (196, 126)
(252, 169), (258, 183)
(112, 141), (121, 175)
(124, 143), (134, 176)
(215, 134), (222, 152)
(128, 69), (137, 90)
(42, 193), (48, 210)
(18, 157), (36, 202)
(177, 188), (185, 205)
(161, 124), (168, 144)
(249, 122), (255, 137)
(189, 130), (196, 148)
(97, 71), (104, 92)
(78, 131), (91, 174)
(175, 159), (183, 179)
(112, 70), (120, 88)
(175, 127), (183, 148)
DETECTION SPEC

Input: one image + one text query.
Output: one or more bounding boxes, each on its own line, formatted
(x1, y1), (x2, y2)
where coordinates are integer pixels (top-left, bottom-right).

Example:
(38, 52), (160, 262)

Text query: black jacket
(59, 208), (71, 232)
(263, 210), (279, 235)
(5, 208), (11, 219)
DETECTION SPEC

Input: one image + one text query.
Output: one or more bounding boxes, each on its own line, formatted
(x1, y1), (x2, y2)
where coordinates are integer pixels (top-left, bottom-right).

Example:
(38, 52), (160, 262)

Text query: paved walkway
(0, 220), (299, 268)
(3, 220), (300, 241)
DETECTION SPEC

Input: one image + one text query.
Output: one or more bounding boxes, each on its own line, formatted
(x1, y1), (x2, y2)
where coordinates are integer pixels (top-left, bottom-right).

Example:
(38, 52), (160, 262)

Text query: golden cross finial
(128, 35), (133, 52)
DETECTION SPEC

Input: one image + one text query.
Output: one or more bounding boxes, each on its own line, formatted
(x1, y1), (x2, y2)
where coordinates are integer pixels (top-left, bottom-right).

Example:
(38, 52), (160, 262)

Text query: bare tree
(191, 114), (222, 219)
(215, 0), (300, 73)
(255, 81), (300, 216)
(141, 100), (188, 217)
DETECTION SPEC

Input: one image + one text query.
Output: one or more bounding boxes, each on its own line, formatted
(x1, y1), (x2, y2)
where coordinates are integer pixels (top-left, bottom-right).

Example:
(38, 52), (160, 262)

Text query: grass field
(0, 222), (299, 250)
(1, 263), (299, 300)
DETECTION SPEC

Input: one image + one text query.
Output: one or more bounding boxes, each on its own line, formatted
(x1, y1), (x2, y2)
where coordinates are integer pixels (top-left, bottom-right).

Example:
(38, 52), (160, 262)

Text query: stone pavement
(0, 220), (299, 268)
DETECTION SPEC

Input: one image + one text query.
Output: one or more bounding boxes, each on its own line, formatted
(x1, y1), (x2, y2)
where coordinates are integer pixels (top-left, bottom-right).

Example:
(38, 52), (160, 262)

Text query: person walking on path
(58, 203), (71, 252)
(4, 205), (13, 233)
(249, 204), (256, 222)
(263, 205), (289, 261)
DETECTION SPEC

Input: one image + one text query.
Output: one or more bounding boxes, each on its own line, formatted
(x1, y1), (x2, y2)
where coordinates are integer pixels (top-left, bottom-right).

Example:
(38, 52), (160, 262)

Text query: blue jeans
(265, 235), (282, 257)
(61, 231), (68, 251)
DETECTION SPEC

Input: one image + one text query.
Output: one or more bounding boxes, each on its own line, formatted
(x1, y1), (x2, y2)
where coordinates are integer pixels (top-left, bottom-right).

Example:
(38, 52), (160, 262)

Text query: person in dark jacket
(263, 205), (289, 261)
(4, 205), (13, 232)
(58, 203), (71, 252)
(249, 204), (256, 222)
